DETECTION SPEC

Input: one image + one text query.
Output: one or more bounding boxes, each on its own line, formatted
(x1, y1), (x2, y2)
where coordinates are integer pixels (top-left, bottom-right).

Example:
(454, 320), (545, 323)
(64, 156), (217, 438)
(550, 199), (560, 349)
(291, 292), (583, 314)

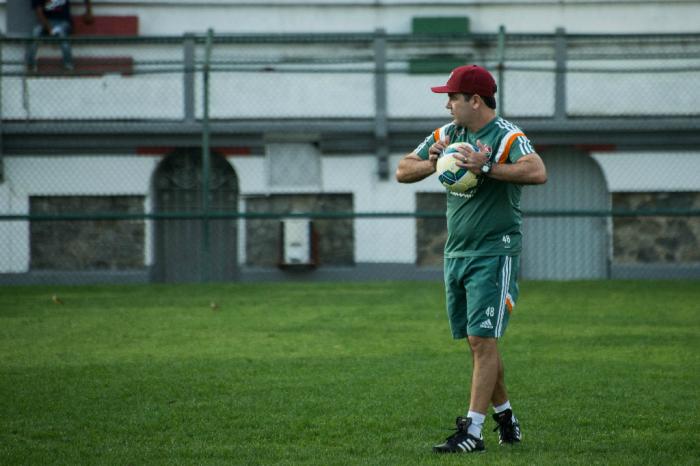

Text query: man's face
(446, 93), (474, 127)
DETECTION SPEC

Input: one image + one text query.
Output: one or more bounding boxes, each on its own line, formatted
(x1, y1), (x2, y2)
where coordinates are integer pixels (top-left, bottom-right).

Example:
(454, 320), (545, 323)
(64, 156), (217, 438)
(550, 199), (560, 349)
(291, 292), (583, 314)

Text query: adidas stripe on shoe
(492, 409), (521, 444)
(432, 416), (485, 454)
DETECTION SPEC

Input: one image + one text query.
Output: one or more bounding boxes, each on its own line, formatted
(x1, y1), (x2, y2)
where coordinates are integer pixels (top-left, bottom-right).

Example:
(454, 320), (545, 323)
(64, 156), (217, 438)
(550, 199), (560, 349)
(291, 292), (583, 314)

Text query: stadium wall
(2, 2), (700, 282)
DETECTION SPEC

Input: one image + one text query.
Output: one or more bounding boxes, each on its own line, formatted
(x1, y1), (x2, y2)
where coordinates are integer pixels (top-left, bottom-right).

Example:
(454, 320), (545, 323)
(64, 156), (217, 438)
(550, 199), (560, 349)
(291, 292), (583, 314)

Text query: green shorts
(444, 255), (520, 339)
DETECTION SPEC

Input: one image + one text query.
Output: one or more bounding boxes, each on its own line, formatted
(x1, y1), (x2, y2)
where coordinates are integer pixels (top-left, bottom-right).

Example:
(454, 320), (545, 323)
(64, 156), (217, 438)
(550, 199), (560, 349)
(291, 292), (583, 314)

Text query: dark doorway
(152, 149), (239, 282)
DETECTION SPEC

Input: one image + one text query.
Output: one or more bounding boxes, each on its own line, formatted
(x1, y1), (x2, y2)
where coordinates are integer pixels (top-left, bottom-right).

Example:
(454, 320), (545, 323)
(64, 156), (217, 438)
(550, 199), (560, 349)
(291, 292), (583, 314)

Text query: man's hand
(35, 7), (52, 34)
(396, 136), (451, 184)
(454, 139), (491, 176)
(428, 136), (450, 164)
(83, 0), (94, 24)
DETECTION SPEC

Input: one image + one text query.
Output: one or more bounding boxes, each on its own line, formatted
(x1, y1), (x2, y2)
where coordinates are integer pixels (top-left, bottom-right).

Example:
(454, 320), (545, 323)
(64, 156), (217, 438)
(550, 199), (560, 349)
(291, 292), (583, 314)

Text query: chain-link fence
(1, 30), (699, 284)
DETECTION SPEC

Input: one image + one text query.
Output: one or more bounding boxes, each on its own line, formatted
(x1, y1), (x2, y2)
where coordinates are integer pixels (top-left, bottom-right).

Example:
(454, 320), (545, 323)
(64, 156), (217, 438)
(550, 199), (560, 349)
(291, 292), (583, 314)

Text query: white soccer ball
(436, 142), (479, 193)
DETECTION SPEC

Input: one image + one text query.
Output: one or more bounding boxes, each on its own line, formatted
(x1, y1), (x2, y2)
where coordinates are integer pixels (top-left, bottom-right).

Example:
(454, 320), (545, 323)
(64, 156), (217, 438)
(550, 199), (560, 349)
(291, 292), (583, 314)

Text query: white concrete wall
(63, 1), (700, 35)
(2, 74), (183, 120)
(7, 1), (698, 35)
(9, 58), (699, 120)
(567, 59), (700, 117)
(592, 152), (700, 193)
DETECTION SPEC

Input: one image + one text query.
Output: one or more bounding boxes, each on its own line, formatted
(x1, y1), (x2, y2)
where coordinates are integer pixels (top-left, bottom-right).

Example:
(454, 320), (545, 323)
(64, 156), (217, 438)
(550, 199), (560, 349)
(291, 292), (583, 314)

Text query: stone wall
(405, 191), (700, 269)
(416, 193), (447, 266)
(245, 194), (354, 266)
(613, 192), (700, 263)
(30, 196), (145, 270)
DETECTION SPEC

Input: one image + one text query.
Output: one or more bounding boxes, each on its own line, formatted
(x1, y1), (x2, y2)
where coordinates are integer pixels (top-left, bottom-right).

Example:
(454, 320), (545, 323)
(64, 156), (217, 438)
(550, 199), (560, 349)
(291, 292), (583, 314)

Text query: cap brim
(430, 85), (454, 93)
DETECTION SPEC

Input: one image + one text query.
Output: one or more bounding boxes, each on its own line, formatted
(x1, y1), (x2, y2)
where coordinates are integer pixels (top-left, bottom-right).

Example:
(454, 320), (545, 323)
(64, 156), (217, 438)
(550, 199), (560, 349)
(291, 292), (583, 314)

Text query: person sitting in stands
(26, 0), (93, 72)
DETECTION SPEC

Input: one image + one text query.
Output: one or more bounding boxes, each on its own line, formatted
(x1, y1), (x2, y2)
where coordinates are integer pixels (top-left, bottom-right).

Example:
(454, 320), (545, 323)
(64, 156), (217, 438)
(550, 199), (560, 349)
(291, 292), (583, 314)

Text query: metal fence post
(496, 25), (506, 117)
(200, 28), (214, 283)
(183, 33), (196, 123)
(373, 28), (389, 180)
(0, 34), (4, 183)
(554, 27), (567, 121)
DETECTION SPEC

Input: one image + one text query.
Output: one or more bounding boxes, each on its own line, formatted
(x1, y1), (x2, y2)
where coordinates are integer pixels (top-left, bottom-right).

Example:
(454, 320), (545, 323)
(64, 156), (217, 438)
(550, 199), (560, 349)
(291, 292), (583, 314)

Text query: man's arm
(82, 0), (94, 24)
(395, 153), (436, 183)
(488, 153), (547, 185)
(456, 141), (547, 185)
(35, 7), (52, 33)
(396, 137), (450, 183)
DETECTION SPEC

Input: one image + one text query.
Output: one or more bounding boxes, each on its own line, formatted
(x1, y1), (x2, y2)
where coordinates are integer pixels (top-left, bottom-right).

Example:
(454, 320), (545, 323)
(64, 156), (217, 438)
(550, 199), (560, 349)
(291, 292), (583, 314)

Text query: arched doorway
(521, 148), (610, 279)
(152, 149), (239, 282)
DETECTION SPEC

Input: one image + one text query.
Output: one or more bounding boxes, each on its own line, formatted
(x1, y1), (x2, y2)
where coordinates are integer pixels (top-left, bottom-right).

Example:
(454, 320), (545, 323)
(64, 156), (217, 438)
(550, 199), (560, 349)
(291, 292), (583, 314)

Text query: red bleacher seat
(73, 15), (139, 36)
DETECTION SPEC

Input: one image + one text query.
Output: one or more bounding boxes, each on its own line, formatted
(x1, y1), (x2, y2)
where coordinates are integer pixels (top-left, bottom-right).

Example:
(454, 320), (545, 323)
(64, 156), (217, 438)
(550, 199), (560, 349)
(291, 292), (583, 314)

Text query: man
(396, 64), (547, 453)
(26, 0), (93, 72)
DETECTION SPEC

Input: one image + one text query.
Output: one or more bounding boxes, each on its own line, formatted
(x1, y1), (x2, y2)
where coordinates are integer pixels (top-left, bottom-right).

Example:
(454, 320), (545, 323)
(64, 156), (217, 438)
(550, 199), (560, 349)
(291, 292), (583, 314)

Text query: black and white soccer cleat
(432, 416), (485, 453)
(492, 409), (522, 444)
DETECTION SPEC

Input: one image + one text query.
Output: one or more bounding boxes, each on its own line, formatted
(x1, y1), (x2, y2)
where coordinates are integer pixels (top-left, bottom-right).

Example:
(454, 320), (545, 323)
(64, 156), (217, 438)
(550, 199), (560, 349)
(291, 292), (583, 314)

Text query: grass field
(1, 280), (699, 465)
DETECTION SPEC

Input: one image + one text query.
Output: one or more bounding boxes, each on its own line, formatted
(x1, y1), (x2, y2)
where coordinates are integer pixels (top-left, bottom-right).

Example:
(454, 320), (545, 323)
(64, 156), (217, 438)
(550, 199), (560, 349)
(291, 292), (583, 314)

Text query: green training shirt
(414, 116), (535, 257)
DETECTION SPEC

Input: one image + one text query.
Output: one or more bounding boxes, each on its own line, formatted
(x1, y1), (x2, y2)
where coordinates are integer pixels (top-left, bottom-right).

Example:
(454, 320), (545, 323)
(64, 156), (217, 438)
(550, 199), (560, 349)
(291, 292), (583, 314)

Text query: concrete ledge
(4, 263), (697, 286)
(239, 263), (443, 282)
(0, 264), (443, 286)
(611, 263), (700, 279)
(0, 270), (150, 286)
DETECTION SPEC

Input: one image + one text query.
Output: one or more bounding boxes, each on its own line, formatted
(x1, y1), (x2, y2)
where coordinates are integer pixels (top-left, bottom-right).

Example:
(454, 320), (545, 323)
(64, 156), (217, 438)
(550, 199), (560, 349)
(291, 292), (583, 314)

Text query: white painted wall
(5, 1), (698, 35)
(592, 152), (700, 193)
(8, 57), (699, 120)
(3, 75), (183, 120)
(47, 1), (700, 35)
(567, 59), (700, 117)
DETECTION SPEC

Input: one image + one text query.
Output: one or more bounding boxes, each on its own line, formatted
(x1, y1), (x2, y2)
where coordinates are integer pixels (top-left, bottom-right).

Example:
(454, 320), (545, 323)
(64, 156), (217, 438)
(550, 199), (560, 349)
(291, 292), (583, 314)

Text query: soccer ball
(436, 142), (479, 193)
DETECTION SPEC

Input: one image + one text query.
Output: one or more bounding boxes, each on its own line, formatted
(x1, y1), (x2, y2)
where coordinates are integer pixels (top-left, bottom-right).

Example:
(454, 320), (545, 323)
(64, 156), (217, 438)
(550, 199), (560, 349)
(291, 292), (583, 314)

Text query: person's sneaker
(492, 409), (521, 444)
(432, 416), (485, 453)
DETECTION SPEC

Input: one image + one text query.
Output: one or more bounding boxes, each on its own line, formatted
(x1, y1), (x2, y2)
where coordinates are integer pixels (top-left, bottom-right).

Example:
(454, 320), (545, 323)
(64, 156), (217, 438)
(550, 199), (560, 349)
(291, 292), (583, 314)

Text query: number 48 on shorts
(444, 255), (520, 339)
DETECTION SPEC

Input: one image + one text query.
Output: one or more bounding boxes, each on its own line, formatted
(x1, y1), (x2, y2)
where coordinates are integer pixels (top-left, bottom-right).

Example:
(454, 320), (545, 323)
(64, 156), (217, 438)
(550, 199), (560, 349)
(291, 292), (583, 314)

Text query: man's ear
(471, 95), (481, 109)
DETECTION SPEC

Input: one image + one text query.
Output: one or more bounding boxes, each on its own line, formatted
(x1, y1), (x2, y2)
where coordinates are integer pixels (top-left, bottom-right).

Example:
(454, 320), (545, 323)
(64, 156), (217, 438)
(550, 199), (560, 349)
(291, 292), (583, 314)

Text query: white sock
(467, 411), (486, 438)
(493, 400), (512, 414)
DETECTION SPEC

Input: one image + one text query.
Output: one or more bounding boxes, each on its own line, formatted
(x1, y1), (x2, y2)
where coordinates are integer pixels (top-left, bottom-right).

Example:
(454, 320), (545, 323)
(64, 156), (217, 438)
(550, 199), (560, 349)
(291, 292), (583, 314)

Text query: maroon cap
(430, 65), (497, 97)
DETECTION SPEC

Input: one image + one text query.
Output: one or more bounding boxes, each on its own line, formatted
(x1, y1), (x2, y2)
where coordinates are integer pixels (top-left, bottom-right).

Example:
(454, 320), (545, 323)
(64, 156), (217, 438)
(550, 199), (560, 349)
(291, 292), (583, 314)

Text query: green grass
(1, 280), (699, 465)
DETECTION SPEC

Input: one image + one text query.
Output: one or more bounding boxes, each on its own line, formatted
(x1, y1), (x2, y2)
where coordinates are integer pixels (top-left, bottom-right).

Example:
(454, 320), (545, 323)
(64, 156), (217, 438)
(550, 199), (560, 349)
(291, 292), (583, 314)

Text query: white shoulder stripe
(518, 136), (535, 156)
(437, 122), (455, 142)
(495, 118), (520, 133)
(494, 130), (523, 162)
